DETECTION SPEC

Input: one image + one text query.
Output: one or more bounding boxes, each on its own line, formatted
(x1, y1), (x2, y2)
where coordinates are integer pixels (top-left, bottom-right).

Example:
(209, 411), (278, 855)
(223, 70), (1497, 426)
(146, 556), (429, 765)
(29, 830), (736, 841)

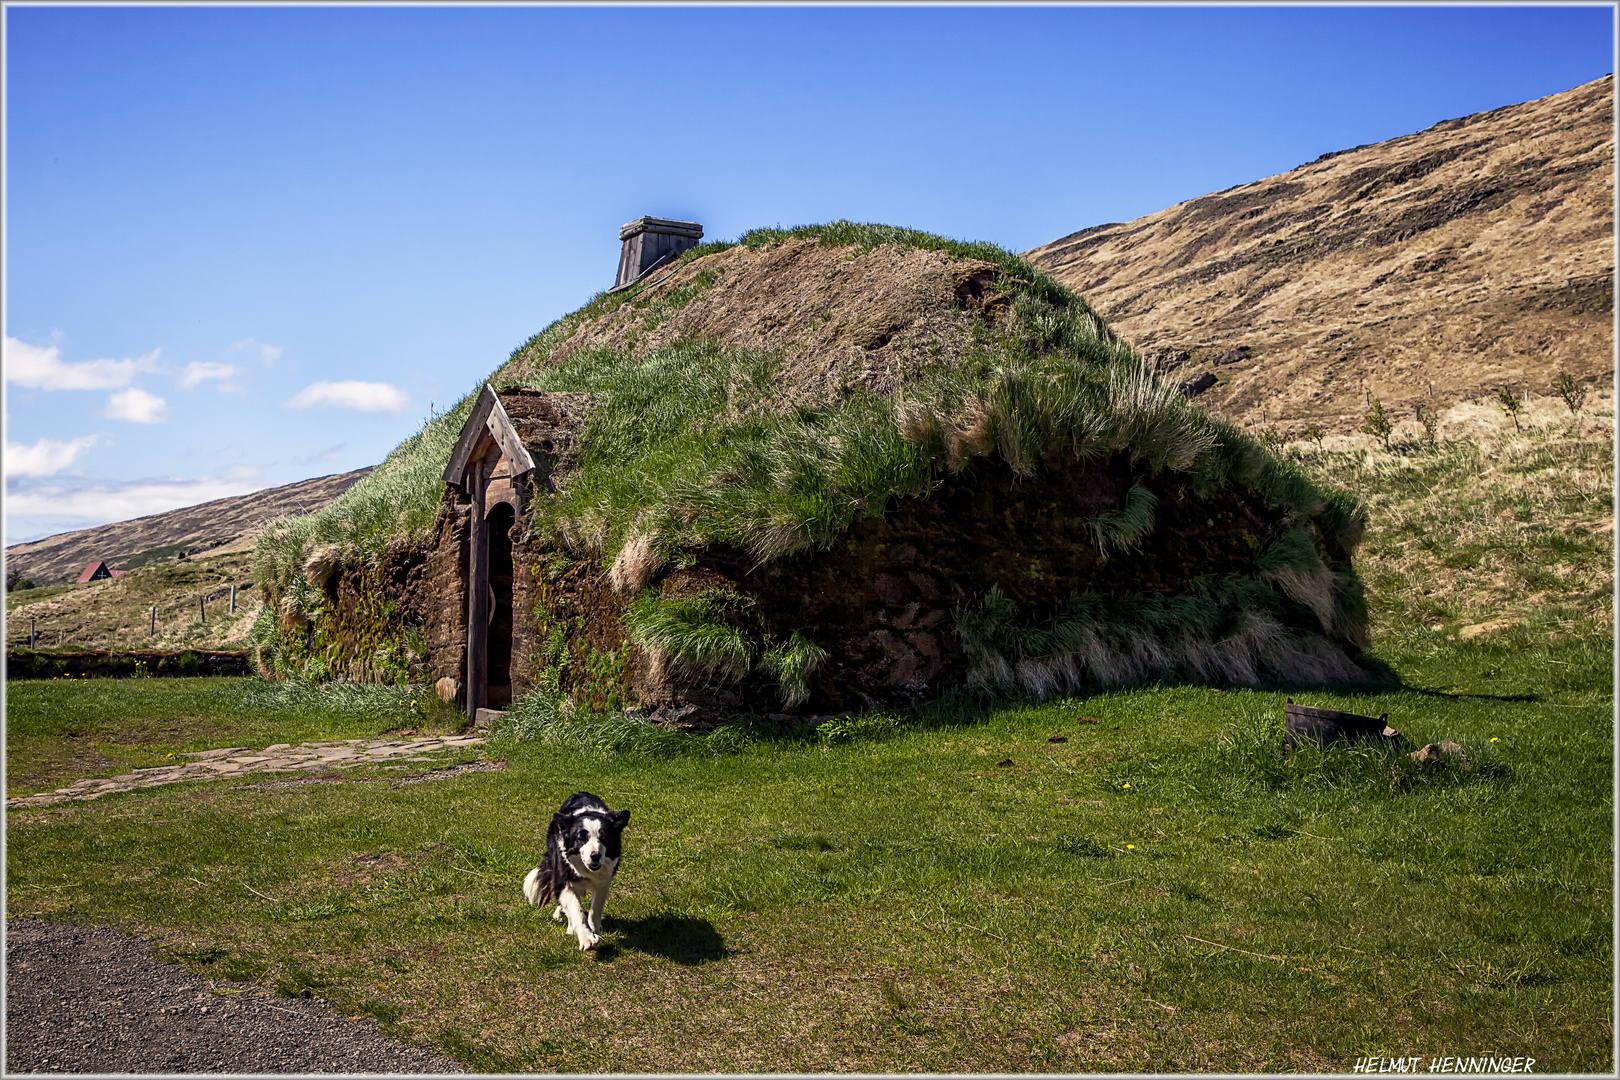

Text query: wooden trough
(1284, 698), (1400, 747)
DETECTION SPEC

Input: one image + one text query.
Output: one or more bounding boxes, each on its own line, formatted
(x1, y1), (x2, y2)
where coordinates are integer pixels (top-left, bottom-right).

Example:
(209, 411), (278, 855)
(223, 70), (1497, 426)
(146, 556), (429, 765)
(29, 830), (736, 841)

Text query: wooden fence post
(151, 606), (156, 636)
(31, 618), (36, 649)
(200, 596), (206, 623)
(230, 585), (236, 613)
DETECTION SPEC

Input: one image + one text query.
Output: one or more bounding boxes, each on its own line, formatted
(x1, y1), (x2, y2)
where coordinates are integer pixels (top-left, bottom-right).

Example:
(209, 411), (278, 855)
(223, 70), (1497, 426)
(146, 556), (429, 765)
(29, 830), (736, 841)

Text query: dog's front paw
(576, 930), (600, 951)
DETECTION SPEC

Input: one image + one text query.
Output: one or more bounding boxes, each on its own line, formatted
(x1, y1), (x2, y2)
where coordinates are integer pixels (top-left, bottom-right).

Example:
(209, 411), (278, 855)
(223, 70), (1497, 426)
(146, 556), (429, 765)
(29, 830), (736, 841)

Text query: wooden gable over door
(445, 384), (537, 503)
(444, 385), (537, 724)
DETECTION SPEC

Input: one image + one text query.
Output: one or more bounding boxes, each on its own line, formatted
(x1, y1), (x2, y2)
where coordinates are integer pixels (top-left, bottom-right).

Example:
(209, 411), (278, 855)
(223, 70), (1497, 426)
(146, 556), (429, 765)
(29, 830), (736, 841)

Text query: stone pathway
(7, 735), (489, 809)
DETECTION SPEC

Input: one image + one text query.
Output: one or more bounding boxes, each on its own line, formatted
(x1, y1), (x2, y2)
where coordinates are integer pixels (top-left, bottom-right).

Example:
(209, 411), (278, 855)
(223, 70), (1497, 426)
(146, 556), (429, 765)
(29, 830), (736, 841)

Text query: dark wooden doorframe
(466, 448), (522, 723)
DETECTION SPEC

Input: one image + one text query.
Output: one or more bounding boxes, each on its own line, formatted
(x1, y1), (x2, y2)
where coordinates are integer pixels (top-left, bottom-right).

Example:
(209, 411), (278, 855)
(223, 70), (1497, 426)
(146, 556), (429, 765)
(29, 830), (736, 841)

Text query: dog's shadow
(597, 912), (731, 965)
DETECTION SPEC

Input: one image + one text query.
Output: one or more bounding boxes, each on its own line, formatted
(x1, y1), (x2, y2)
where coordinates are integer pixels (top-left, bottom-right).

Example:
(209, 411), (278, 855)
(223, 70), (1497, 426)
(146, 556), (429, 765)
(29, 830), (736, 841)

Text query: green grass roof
(253, 222), (1362, 652)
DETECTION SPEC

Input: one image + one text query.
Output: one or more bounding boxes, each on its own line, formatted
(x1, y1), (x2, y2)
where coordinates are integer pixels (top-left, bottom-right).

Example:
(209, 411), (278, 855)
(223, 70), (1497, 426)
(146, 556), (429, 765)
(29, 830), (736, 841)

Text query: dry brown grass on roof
(499, 238), (1009, 408)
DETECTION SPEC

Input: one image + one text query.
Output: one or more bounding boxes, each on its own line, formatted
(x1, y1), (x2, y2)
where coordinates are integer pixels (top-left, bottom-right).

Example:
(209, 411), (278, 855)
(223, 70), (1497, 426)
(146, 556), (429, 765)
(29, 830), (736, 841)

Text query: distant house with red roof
(76, 561), (128, 583)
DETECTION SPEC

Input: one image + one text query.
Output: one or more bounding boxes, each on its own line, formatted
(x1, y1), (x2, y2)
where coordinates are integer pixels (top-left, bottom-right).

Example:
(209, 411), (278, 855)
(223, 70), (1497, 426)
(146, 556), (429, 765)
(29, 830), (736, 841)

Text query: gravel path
(5, 919), (464, 1074)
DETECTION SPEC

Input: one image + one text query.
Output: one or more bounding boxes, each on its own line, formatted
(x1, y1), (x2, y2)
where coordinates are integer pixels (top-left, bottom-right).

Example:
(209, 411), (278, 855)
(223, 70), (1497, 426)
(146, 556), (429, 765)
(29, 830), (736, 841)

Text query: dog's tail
(522, 867), (547, 907)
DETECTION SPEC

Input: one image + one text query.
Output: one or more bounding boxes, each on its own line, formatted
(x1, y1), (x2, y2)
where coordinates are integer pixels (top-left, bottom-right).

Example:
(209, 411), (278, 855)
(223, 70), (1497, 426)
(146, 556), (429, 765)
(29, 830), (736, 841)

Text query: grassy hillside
(1026, 76), (1613, 436)
(7, 544), (261, 652)
(1291, 401), (1612, 643)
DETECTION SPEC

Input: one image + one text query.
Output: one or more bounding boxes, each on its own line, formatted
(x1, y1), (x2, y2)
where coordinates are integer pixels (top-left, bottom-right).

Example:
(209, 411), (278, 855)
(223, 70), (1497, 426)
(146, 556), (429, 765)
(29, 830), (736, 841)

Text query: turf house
(251, 221), (1374, 729)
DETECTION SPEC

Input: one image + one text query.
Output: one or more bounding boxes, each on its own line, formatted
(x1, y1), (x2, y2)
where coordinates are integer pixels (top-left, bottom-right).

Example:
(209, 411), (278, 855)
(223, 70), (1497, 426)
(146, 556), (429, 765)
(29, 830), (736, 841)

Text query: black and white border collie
(522, 792), (630, 950)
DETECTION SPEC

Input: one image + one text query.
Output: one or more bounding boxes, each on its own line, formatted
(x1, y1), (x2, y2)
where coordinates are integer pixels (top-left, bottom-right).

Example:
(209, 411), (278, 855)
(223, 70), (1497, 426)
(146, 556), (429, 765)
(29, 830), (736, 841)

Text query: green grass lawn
(6, 630), (1611, 1072)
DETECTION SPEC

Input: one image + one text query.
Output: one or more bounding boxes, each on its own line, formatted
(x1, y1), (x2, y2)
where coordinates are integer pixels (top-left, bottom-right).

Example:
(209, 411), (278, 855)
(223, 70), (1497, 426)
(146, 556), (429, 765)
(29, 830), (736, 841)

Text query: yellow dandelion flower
(1126, 844), (1136, 850)
(1122, 783), (1131, 789)
(1490, 737), (1499, 743)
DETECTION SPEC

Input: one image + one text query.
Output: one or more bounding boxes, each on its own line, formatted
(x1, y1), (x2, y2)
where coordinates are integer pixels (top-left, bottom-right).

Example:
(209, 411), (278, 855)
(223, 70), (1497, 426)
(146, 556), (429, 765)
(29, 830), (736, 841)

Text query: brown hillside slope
(5, 546), (262, 652)
(1026, 76), (1613, 434)
(5, 467), (373, 587)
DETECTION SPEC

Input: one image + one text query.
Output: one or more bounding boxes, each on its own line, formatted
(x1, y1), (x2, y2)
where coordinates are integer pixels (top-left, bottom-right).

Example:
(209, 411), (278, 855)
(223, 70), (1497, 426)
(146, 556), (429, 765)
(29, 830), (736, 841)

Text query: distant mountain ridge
(1026, 75), (1613, 433)
(5, 468), (374, 586)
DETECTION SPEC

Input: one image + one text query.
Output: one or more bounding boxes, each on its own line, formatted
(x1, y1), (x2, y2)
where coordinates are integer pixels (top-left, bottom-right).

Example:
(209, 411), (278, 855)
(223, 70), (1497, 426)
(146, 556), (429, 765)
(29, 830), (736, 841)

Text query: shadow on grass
(1381, 685), (1538, 704)
(599, 912), (731, 965)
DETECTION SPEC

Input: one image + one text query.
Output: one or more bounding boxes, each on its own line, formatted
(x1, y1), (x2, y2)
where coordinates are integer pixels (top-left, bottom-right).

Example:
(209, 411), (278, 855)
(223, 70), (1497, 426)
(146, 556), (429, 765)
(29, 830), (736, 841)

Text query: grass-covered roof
(254, 222), (1366, 686)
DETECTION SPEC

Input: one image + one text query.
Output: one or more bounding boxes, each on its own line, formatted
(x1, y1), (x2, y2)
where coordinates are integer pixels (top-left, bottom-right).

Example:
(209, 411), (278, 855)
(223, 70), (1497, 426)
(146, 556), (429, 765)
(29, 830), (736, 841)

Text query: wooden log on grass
(1283, 698), (1400, 748)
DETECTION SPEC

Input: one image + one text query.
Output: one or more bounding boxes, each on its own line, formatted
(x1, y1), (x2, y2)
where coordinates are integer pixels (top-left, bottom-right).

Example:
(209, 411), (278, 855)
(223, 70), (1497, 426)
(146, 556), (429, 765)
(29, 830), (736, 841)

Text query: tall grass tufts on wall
(954, 582), (1371, 699)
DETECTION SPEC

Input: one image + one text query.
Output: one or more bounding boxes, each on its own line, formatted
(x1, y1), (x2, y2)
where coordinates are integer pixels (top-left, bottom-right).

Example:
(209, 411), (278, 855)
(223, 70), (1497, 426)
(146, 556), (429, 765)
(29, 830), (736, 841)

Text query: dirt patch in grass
(392, 759), (509, 785)
(232, 760), (508, 795)
(32, 736), (120, 782)
(332, 851), (410, 889)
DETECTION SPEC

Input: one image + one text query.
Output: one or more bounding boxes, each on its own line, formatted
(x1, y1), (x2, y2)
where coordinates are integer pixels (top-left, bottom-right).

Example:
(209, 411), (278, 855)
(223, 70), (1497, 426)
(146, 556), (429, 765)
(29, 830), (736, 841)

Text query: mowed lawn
(5, 630), (1611, 1073)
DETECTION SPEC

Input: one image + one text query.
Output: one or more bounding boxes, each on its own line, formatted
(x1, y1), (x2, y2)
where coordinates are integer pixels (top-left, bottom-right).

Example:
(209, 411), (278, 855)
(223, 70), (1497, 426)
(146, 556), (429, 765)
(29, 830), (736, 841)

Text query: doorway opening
(485, 502), (515, 709)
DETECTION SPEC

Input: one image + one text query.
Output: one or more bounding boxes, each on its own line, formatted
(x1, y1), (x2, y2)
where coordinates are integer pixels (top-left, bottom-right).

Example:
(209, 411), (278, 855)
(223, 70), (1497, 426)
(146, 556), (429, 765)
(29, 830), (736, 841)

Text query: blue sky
(4, 4), (1613, 546)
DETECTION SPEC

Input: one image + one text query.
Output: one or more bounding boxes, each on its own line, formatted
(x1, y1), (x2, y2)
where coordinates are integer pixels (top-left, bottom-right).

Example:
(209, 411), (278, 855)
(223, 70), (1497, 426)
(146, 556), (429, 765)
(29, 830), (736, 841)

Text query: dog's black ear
(552, 811), (570, 830)
(610, 809), (630, 830)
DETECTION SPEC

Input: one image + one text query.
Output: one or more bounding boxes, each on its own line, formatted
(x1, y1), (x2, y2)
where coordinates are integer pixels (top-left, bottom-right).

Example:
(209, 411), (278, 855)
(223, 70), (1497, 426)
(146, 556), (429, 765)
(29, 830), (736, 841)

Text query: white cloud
(5, 468), (267, 528)
(230, 339), (283, 368)
(4, 337), (160, 390)
(180, 361), (238, 390)
(103, 388), (170, 423)
(285, 380), (410, 413)
(293, 442), (350, 467)
(3, 435), (99, 477)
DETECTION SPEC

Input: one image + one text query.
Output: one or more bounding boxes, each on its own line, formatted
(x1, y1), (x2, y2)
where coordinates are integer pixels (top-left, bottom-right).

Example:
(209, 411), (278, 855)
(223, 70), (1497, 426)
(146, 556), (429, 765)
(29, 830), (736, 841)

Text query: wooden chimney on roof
(613, 216), (703, 291)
